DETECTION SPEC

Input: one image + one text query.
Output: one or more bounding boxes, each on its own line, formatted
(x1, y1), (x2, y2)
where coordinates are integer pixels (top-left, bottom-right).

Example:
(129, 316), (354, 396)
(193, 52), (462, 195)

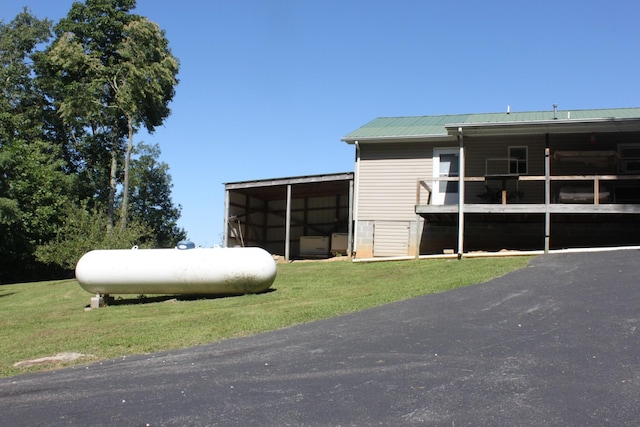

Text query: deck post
(457, 128), (465, 259)
(544, 142), (550, 253)
(415, 214), (421, 259)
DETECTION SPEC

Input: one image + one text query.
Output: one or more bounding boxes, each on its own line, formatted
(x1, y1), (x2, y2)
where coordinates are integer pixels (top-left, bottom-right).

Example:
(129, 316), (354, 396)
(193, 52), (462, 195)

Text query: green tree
(129, 142), (186, 247)
(35, 202), (153, 270)
(0, 9), (74, 281)
(0, 4), (184, 279)
(116, 18), (179, 229)
(46, 0), (179, 229)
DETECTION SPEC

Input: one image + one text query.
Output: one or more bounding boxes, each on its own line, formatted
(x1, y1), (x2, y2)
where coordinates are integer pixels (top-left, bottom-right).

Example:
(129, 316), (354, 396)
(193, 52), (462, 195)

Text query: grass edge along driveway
(0, 256), (530, 377)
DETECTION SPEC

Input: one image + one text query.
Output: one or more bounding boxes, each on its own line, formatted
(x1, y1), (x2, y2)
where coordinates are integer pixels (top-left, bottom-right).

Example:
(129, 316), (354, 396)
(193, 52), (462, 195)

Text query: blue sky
(3, 0), (640, 246)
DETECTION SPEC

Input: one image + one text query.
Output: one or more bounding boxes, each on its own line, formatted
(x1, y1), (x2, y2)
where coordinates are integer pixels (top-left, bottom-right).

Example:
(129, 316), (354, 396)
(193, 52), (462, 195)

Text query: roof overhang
(341, 134), (454, 144)
(224, 172), (354, 201)
(224, 172), (354, 190)
(446, 117), (640, 137)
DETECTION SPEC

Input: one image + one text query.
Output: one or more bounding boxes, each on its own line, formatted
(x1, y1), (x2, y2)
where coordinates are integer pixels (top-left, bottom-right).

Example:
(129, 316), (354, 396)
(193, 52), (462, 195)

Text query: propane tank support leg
(90, 293), (104, 309)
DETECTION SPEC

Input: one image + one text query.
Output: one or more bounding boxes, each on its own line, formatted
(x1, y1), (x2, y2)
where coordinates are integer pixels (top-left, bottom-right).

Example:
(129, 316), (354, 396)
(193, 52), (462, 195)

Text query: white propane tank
(75, 246), (277, 295)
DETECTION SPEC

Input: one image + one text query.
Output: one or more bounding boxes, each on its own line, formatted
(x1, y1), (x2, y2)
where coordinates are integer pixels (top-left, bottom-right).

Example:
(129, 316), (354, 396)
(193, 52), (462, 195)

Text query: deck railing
(417, 175), (640, 206)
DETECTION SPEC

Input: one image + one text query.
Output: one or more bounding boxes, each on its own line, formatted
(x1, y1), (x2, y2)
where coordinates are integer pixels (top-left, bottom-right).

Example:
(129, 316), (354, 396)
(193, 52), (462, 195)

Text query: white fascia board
(341, 133), (454, 144)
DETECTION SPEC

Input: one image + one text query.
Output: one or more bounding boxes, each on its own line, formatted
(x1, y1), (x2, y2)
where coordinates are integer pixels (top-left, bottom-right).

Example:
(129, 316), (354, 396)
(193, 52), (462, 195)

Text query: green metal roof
(342, 108), (640, 141)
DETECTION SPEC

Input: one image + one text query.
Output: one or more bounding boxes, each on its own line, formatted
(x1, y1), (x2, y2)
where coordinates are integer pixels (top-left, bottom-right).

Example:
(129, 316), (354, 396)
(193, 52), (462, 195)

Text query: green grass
(0, 256), (531, 377)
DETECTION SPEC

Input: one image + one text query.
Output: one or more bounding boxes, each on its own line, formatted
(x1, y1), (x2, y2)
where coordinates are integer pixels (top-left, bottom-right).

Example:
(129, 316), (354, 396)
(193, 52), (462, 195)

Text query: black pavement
(1, 250), (639, 426)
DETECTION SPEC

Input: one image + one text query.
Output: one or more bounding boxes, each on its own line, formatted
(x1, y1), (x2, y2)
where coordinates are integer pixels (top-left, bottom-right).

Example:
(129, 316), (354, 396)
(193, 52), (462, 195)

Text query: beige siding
(357, 142), (435, 222)
(356, 136), (555, 216)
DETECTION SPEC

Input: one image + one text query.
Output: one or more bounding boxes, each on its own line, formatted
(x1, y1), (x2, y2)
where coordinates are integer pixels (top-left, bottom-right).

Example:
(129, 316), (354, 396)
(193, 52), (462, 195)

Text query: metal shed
(223, 172), (354, 261)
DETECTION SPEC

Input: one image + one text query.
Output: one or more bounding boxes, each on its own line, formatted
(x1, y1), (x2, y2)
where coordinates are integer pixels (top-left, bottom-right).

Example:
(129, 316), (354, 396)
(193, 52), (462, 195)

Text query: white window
(508, 146), (528, 175)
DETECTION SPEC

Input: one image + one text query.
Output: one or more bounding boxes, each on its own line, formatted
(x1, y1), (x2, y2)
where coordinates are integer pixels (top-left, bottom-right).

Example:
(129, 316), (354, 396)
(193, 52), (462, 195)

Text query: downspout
(347, 179), (354, 257)
(457, 127), (465, 259)
(352, 141), (361, 254)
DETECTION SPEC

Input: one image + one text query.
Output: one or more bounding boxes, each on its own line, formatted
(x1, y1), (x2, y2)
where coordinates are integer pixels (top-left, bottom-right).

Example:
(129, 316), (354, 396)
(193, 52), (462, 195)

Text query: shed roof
(342, 107), (640, 142)
(224, 172), (353, 202)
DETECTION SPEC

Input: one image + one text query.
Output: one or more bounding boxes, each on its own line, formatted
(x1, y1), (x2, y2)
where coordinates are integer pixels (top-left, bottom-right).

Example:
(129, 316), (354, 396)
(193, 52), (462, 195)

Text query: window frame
(618, 143), (640, 173)
(508, 145), (528, 175)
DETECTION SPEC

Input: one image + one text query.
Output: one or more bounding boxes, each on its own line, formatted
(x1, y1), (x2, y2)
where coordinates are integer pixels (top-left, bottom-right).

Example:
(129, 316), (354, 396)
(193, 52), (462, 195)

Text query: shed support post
(223, 189), (230, 247)
(457, 128), (465, 259)
(285, 184), (292, 261)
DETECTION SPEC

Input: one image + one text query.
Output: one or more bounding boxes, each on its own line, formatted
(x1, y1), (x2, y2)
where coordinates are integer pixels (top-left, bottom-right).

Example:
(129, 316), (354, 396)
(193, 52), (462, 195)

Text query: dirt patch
(13, 352), (93, 368)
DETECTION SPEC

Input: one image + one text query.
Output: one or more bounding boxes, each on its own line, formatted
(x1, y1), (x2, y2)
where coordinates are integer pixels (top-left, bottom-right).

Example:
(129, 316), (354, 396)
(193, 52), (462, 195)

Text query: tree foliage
(129, 143), (186, 247)
(35, 203), (153, 270)
(0, 3), (184, 282)
(47, 0), (179, 229)
(0, 10), (73, 281)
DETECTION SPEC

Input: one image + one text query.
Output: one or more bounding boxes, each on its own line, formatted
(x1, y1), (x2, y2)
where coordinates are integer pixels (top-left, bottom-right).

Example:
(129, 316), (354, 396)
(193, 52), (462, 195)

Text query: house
(341, 107), (640, 259)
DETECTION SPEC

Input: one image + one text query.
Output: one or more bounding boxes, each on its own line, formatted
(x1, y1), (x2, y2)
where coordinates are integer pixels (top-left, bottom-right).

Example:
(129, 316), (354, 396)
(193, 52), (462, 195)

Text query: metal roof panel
(342, 108), (640, 141)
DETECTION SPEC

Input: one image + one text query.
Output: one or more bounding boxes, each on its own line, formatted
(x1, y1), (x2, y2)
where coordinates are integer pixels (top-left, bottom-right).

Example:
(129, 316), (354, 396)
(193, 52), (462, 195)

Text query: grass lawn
(0, 256), (531, 378)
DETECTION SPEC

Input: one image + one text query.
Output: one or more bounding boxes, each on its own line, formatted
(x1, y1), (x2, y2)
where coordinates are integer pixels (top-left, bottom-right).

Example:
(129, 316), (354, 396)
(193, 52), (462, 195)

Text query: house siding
(357, 142), (435, 221)
(356, 142), (437, 257)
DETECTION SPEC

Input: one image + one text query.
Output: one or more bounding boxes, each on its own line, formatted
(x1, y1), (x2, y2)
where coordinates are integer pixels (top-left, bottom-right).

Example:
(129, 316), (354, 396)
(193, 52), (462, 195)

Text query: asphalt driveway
(1, 250), (639, 426)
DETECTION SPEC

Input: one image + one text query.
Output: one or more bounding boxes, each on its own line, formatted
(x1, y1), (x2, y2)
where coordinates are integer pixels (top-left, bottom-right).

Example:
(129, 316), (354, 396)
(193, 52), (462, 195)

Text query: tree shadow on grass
(103, 288), (277, 306)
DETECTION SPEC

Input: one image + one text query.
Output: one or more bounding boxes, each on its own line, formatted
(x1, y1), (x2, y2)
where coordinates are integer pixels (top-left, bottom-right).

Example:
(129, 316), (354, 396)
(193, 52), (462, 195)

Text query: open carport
(224, 172), (354, 260)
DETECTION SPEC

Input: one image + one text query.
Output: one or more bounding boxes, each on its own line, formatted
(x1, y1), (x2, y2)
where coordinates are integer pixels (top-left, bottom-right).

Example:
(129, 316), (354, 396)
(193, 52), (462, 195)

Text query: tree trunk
(120, 118), (134, 230)
(107, 149), (117, 230)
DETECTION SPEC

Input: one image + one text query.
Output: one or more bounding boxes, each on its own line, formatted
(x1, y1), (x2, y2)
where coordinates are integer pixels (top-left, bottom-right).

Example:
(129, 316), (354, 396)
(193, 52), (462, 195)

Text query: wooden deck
(415, 173), (640, 254)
